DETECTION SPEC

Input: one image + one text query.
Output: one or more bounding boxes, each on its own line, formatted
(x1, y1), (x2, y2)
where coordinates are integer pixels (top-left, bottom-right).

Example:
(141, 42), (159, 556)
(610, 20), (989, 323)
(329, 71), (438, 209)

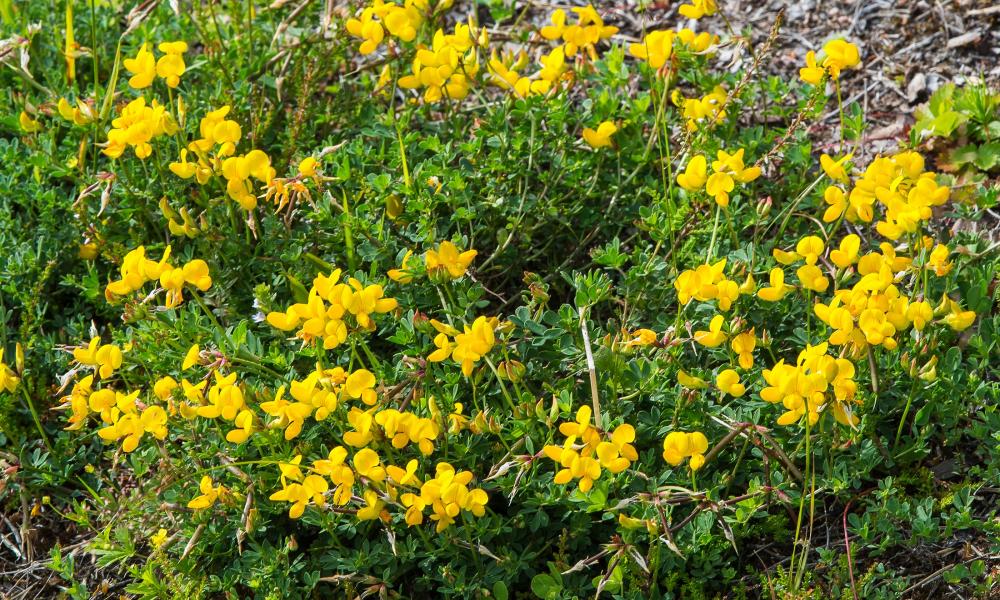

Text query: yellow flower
(353, 448), (387, 483)
(298, 156), (319, 179)
(19, 111), (42, 133)
(155, 41), (187, 88)
(821, 39), (861, 79)
(0, 349), (21, 393)
(757, 268), (792, 302)
(558, 405), (600, 448)
(429, 316), (496, 377)
(397, 27), (478, 103)
(582, 121), (618, 149)
(123, 43), (156, 89)
(906, 301), (933, 331)
(270, 474), (329, 519)
(629, 30), (675, 70)
(182, 344), (201, 370)
(795, 236), (825, 265)
(187, 476), (226, 509)
(57, 97), (95, 125)
(678, 0), (716, 19)
(540, 8), (567, 41)
(799, 50), (825, 85)
(716, 369), (745, 397)
(344, 369), (378, 405)
(707, 149), (761, 207)
(823, 185), (848, 222)
(705, 172), (734, 206)
(226, 409), (255, 443)
(260, 385), (314, 440)
(150, 528), (168, 549)
(693, 314), (727, 348)
(927, 244), (952, 276)
(796, 264), (830, 293)
(730, 329), (755, 369)
(544, 441), (602, 492)
(353, 489), (383, 521)
(622, 328), (657, 349)
(942, 304), (975, 331)
(677, 155), (707, 192)
(72, 337), (123, 379)
(425, 241), (477, 280)
(677, 369), (708, 389)
(820, 153), (852, 183)
(595, 423), (638, 473)
(346, 7), (386, 54)
(676, 28), (718, 52)
(662, 431), (709, 470)
(829, 234), (860, 269)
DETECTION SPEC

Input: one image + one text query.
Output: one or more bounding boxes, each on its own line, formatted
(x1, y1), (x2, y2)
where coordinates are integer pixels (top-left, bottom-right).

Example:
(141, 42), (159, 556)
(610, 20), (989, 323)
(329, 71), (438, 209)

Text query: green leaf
(530, 574), (560, 599)
(974, 142), (999, 171)
(492, 581), (509, 600)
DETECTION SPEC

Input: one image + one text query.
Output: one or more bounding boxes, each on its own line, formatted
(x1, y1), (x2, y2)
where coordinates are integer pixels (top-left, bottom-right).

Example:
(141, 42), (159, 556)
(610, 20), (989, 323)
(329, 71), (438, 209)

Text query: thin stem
(894, 378), (920, 447)
(21, 385), (53, 452)
(706, 203), (722, 262)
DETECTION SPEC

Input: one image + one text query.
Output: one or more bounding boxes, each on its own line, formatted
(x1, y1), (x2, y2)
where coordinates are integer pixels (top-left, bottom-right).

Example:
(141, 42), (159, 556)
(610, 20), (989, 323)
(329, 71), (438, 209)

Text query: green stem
(894, 379), (920, 448)
(483, 356), (516, 414)
(21, 385), (52, 452)
(706, 203), (721, 262)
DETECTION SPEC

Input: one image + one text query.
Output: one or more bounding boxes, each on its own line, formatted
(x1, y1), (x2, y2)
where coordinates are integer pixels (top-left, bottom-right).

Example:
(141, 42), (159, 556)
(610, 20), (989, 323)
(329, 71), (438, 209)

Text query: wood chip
(946, 30), (981, 48)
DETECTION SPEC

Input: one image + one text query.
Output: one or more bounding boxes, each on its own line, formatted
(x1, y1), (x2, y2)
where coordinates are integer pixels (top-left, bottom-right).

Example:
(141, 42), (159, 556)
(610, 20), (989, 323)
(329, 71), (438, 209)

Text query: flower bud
(15, 342), (24, 375)
(756, 196), (773, 218)
(497, 359), (526, 382)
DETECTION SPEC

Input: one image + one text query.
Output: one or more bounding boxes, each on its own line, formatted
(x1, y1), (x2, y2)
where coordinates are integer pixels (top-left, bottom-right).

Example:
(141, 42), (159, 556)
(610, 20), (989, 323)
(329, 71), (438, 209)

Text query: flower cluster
(678, 149), (761, 207)
(170, 106), (276, 210)
(123, 41), (188, 90)
(266, 269), (398, 349)
(346, 0), (452, 55)
(104, 245), (212, 308)
(800, 39), (860, 85)
(539, 5), (618, 60)
(662, 431), (710, 470)
(343, 406), (441, 455)
(260, 366), (380, 440)
(398, 24), (481, 102)
(674, 258), (754, 311)
(399, 462), (489, 530)
(628, 28), (718, 71)
(426, 316), (497, 377)
(389, 240), (477, 284)
(487, 46), (570, 98)
(832, 150), (951, 240)
(543, 406), (638, 492)
(267, 447), (488, 532)
(761, 343), (859, 426)
(674, 85), (728, 131)
(103, 97), (177, 159)
(71, 338), (124, 379)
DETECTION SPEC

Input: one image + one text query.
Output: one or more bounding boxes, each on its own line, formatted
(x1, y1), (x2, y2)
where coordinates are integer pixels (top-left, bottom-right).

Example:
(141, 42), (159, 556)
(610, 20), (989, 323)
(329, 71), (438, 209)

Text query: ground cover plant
(1, 0), (999, 598)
